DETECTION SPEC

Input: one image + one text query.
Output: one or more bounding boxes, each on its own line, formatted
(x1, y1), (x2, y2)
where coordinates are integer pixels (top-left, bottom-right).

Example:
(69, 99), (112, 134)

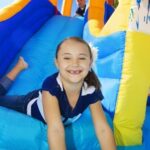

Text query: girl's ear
(90, 60), (93, 68)
(54, 58), (58, 68)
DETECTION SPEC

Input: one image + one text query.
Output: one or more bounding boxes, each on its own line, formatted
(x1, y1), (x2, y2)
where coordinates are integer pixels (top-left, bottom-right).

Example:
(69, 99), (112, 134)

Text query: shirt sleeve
(42, 76), (50, 90)
(89, 89), (104, 104)
(42, 75), (60, 96)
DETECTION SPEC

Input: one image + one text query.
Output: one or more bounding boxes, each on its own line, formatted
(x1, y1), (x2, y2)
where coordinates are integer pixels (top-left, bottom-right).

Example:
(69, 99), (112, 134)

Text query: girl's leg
(6, 56), (28, 81)
(0, 76), (12, 95)
(0, 57), (39, 115)
(0, 95), (27, 113)
(0, 57), (28, 95)
(0, 90), (39, 114)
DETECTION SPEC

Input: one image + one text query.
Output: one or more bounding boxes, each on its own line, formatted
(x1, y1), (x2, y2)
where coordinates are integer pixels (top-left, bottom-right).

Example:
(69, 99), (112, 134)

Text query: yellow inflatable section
(49, 0), (57, 6)
(88, 0), (105, 36)
(114, 0), (150, 145)
(0, 0), (30, 22)
(85, 0), (150, 146)
(95, 0), (150, 145)
(0, 0), (106, 25)
(114, 31), (150, 145)
(86, 0), (131, 36)
(100, 0), (131, 36)
(50, 0), (105, 31)
(61, 0), (73, 16)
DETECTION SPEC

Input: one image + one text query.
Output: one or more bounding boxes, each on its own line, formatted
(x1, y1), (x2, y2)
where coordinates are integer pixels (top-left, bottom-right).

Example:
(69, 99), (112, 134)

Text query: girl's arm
(42, 91), (66, 150)
(89, 101), (116, 150)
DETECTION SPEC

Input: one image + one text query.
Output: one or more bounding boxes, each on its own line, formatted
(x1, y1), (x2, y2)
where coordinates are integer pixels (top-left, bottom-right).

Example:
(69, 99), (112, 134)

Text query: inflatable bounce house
(0, 0), (150, 149)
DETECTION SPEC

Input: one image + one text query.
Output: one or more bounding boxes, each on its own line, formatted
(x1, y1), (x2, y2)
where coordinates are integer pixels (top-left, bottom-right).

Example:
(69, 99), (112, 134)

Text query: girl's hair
(55, 37), (101, 90)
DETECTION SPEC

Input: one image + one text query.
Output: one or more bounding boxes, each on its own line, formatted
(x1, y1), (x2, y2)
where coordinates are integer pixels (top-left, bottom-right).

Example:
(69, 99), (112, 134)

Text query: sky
(0, 0), (78, 15)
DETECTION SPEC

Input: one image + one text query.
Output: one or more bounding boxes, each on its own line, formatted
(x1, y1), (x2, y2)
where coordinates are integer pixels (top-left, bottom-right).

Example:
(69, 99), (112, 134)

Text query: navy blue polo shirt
(42, 72), (103, 125)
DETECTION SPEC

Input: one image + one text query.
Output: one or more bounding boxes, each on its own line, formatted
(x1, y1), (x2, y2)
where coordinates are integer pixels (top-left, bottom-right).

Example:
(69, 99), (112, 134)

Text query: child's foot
(6, 57), (28, 81)
(15, 56), (28, 71)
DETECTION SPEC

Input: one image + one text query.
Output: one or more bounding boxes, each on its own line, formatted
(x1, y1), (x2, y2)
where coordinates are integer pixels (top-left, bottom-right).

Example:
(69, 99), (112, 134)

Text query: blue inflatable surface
(0, 106), (150, 150)
(0, 106), (113, 150)
(0, 0), (55, 77)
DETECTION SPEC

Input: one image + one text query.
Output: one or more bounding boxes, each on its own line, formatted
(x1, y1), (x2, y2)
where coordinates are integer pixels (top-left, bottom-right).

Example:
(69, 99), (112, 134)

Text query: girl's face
(55, 39), (92, 85)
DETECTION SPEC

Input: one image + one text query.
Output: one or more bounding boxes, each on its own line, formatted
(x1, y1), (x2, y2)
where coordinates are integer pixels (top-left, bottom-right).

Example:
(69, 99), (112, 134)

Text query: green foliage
(113, 0), (119, 8)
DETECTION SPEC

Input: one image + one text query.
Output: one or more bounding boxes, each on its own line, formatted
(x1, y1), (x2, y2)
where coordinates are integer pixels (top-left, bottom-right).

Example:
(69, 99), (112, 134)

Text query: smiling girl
(0, 37), (116, 150)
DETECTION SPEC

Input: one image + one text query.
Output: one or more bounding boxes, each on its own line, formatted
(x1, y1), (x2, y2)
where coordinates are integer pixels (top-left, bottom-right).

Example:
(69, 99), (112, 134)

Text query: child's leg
(0, 57), (28, 95)
(0, 90), (39, 114)
(0, 95), (27, 113)
(0, 76), (13, 95)
(6, 56), (28, 81)
(0, 56), (35, 115)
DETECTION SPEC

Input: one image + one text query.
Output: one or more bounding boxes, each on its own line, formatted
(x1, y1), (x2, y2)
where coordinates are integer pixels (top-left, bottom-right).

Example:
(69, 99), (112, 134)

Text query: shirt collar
(56, 73), (96, 95)
(82, 82), (95, 96)
(56, 73), (64, 91)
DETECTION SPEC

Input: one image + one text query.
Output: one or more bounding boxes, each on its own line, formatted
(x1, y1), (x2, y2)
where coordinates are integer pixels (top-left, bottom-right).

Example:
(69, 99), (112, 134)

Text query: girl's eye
(79, 57), (86, 60)
(64, 57), (71, 60)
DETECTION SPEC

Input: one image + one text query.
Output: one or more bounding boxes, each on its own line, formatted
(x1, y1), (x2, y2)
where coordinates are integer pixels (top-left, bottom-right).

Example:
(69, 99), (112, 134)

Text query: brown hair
(55, 37), (101, 90)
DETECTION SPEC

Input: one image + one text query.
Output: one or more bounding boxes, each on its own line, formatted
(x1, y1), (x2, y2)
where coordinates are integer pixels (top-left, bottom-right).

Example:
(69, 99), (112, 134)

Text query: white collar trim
(82, 82), (95, 96)
(56, 73), (64, 91)
(56, 74), (95, 95)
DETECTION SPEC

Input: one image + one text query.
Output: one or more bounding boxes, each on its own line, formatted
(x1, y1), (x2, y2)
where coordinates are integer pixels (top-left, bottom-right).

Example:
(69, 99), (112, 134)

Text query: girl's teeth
(69, 70), (80, 74)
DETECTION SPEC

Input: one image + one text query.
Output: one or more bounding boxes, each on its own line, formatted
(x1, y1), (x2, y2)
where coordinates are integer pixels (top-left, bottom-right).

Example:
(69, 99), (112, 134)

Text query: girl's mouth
(67, 70), (82, 74)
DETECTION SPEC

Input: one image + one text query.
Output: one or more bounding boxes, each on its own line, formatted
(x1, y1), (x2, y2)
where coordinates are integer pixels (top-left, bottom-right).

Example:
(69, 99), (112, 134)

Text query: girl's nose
(72, 59), (79, 66)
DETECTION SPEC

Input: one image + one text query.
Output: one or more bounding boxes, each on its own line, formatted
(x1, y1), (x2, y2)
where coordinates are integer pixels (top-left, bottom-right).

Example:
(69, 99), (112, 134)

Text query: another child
(0, 37), (116, 150)
(75, 0), (86, 17)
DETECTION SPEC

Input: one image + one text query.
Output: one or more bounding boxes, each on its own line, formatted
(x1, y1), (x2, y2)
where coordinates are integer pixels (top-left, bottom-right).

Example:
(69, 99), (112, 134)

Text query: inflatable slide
(0, 0), (150, 150)
(84, 0), (150, 149)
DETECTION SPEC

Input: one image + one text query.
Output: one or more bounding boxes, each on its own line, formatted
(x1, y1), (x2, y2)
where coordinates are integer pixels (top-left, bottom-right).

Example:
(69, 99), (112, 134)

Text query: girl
(0, 37), (116, 150)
